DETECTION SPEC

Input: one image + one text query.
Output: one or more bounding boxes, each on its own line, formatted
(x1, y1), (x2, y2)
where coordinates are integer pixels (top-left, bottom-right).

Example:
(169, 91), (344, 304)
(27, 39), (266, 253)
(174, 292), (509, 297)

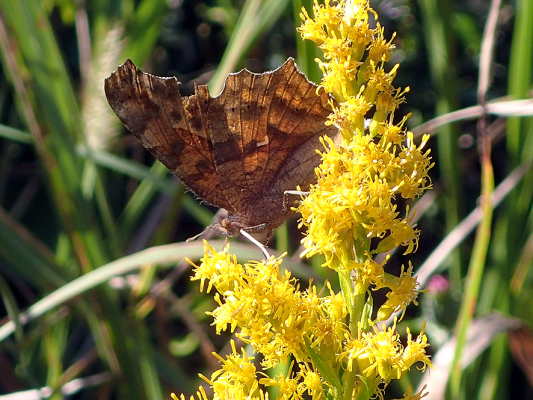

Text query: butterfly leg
(283, 190), (310, 211)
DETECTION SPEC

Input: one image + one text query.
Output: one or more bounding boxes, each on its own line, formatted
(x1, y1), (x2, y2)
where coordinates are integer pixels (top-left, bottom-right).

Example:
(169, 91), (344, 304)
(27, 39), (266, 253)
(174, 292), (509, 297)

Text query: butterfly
(104, 58), (338, 240)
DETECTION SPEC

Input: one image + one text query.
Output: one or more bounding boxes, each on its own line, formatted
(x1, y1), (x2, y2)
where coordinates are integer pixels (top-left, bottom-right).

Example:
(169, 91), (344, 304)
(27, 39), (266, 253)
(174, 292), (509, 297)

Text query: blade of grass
(123, 0), (169, 65)
(0, 3), (173, 397)
(411, 99), (533, 138)
(504, 0), (533, 278)
(417, 0), (463, 288)
(136, 323), (165, 400)
(77, 146), (176, 194)
(507, 0), (533, 159)
(293, 0), (322, 83)
(415, 162), (530, 289)
(0, 273), (24, 343)
(118, 161), (215, 243)
(0, 239), (315, 342)
(0, 207), (67, 288)
(0, 123), (33, 144)
(0, 0), (109, 269)
(209, 0), (291, 93)
(450, 0), (499, 394)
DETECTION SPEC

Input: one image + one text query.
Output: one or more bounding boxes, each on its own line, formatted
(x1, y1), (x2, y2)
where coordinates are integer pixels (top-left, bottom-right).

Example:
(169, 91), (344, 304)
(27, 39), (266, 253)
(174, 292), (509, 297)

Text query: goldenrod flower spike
(175, 1), (434, 400)
(298, 0), (433, 395)
(298, 0), (433, 306)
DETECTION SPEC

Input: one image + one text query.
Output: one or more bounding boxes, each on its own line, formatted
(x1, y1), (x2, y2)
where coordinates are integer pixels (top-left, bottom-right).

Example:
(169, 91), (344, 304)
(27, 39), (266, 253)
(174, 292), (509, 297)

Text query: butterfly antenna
(240, 229), (270, 259)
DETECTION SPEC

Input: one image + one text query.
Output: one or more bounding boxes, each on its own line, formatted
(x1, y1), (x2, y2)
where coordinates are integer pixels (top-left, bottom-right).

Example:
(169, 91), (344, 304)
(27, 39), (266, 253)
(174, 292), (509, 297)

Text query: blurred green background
(0, 0), (532, 399)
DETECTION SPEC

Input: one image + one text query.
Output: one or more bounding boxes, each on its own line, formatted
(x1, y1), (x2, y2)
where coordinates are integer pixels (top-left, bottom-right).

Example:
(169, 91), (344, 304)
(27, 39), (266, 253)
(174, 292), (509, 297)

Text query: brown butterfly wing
(205, 66), (272, 211)
(105, 59), (338, 234)
(104, 60), (236, 212)
(206, 58), (338, 226)
(257, 59), (338, 195)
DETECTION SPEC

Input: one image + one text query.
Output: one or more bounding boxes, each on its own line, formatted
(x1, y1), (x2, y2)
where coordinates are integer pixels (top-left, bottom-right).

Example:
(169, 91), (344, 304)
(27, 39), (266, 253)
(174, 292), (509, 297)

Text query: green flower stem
(339, 269), (364, 400)
(341, 369), (358, 400)
(353, 292), (365, 333)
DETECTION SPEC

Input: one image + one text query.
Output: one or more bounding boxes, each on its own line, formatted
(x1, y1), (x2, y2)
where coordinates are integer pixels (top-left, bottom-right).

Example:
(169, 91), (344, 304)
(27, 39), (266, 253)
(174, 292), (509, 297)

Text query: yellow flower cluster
(298, 0), (433, 270)
(174, 1), (434, 400)
(178, 243), (431, 400)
